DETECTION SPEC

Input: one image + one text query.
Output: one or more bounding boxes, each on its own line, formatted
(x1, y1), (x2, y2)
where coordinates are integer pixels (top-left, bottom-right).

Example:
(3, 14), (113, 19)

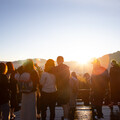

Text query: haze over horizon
(0, 0), (120, 63)
(0, 50), (119, 64)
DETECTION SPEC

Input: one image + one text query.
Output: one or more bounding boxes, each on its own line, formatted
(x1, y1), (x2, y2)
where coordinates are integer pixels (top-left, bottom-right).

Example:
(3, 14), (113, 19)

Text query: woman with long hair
(19, 59), (39, 120)
(40, 59), (57, 120)
(6, 62), (17, 120)
(0, 63), (9, 120)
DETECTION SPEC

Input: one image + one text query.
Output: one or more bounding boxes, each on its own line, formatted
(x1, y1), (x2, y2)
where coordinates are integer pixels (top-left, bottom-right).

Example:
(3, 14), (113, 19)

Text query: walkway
(14, 102), (120, 120)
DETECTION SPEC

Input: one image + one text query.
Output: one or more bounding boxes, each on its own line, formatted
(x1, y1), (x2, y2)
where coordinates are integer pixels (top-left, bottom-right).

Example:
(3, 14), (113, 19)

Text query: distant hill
(12, 58), (47, 69)
(1, 58), (47, 69)
(66, 51), (120, 74)
(1, 51), (120, 74)
(99, 51), (120, 71)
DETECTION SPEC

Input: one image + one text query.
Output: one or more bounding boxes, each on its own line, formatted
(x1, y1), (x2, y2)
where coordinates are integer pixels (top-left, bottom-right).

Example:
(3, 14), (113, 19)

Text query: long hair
(71, 72), (77, 79)
(44, 59), (55, 73)
(83, 73), (90, 79)
(0, 62), (7, 74)
(6, 62), (15, 73)
(23, 59), (34, 72)
(17, 66), (24, 74)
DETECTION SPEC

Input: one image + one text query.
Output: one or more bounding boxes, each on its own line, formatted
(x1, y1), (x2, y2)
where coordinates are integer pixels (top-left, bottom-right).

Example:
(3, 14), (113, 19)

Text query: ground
(14, 101), (120, 120)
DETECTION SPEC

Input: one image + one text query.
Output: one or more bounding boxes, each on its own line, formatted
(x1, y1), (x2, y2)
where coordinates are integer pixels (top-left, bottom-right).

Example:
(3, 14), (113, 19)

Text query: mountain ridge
(1, 51), (120, 74)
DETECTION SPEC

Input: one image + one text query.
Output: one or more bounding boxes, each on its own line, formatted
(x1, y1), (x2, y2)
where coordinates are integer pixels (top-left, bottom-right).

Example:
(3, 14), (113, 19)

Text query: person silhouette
(91, 59), (109, 119)
(0, 63), (9, 120)
(109, 60), (120, 110)
(55, 56), (70, 120)
(40, 59), (57, 120)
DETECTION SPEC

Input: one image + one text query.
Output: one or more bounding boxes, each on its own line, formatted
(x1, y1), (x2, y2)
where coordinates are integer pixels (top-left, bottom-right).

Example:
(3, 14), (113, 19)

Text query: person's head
(92, 59), (101, 69)
(83, 73), (90, 79)
(6, 62), (15, 73)
(111, 60), (117, 67)
(23, 59), (34, 72)
(44, 59), (55, 73)
(57, 56), (64, 65)
(0, 63), (7, 74)
(17, 66), (24, 74)
(34, 63), (38, 68)
(71, 72), (77, 79)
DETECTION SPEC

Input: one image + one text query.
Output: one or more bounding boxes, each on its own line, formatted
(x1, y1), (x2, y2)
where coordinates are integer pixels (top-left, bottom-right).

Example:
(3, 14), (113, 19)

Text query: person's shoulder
(115, 65), (120, 70)
(100, 66), (106, 70)
(4, 74), (8, 78)
(110, 66), (118, 72)
(10, 70), (17, 79)
(71, 76), (77, 81)
(41, 72), (55, 79)
(42, 72), (47, 75)
(0, 74), (8, 80)
(110, 66), (113, 69)
(61, 64), (69, 69)
(19, 72), (30, 80)
(27, 69), (38, 80)
(30, 69), (38, 75)
(41, 72), (50, 76)
(63, 63), (69, 67)
(99, 66), (106, 71)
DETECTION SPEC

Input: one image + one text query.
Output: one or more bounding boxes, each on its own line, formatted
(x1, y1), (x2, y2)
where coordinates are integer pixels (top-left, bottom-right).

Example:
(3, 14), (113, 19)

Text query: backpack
(18, 72), (33, 93)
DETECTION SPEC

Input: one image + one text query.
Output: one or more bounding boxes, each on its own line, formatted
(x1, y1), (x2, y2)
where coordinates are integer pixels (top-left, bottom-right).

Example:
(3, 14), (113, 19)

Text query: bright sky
(0, 0), (120, 63)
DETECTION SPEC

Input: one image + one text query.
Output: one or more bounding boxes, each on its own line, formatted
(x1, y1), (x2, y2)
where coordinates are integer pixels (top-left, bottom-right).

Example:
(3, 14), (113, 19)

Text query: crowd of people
(79, 59), (120, 119)
(0, 56), (120, 120)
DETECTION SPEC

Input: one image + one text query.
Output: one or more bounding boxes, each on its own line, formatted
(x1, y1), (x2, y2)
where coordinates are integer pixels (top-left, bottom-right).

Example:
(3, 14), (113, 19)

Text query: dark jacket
(0, 74), (9, 105)
(55, 64), (70, 90)
(91, 66), (109, 95)
(110, 65), (120, 101)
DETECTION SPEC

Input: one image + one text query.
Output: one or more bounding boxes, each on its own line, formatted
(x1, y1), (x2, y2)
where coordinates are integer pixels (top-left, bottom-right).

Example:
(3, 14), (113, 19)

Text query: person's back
(109, 60), (120, 108)
(40, 72), (56, 93)
(56, 62), (70, 105)
(20, 59), (39, 120)
(0, 74), (9, 105)
(110, 64), (120, 89)
(56, 63), (70, 90)
(40, 59), (57, 120)
(56, 56), (70, 120)
(19, 72), (33, 93)
(91, 66), (109, 94)
(0, 63), (9, 120)
(91, 59), (109, 119)
(6, 62), (18, 119)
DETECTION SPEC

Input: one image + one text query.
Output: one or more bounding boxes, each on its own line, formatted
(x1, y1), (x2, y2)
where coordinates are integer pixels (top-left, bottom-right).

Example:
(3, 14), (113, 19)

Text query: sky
(0, 0), (120, 63)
